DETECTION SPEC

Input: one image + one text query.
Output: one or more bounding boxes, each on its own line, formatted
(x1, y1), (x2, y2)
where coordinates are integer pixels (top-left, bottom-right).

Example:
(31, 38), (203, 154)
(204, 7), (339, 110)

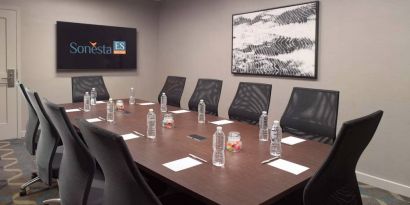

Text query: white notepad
(121, 133), (140, 141)
(210, 120), (234, 125)
(95, 101), (106, 104)
(86, 118), (102, 123)
(281, 136), (306, 145)
(268, 159), (309, 175)
(163, 157), (202, 172)
(65, 108), (81, 113)
(170, 110), (191, 114)
(138, 102), (155, 105)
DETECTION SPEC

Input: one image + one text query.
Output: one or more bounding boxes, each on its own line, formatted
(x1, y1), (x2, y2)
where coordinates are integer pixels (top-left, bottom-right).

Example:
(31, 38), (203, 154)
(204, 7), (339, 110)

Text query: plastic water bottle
(90, 88), (97, 105)
(160, 93), (167, 113)
(212, 126), (225, 167)
(259, 111), (269, 141)
(83, 92), (91, 112)
(198, 99), (206, 123)
(106, 98), (114, 122)
(270, 120), (282, 157)
(129, 87), (135, 105)
(147, 109), (156, 139)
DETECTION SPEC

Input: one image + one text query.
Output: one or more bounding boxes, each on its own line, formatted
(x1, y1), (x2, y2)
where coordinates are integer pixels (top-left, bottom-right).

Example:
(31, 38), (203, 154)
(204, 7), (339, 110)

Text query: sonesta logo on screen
(69, 41), (126, 55)
(113, 41), (126, 54)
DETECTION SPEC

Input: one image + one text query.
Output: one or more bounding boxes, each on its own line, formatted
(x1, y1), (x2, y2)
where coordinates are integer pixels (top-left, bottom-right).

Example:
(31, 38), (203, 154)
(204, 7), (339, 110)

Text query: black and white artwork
(232, 2), (319, 79)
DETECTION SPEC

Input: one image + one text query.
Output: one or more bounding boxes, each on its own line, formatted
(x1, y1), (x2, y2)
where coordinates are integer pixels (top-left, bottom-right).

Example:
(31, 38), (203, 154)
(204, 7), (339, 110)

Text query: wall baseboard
(356, 171), (410, 197)
(19, 130), (26, 138)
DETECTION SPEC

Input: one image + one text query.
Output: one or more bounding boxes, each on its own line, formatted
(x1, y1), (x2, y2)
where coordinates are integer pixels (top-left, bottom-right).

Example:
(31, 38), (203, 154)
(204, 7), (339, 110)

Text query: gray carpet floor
(1, 139), (409, 205)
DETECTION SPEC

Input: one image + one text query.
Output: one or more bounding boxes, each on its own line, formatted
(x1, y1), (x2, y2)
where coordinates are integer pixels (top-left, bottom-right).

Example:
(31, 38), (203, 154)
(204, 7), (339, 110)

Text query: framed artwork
(231, 1), (319, 79)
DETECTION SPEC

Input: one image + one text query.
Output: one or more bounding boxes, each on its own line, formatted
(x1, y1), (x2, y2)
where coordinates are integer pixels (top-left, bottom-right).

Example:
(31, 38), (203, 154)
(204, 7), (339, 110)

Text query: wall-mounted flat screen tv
(57, 21), (137, 71)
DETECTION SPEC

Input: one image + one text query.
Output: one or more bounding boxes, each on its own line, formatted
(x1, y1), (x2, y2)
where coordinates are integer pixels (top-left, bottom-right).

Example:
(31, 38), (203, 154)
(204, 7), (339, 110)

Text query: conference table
(62, 99), (331, 205)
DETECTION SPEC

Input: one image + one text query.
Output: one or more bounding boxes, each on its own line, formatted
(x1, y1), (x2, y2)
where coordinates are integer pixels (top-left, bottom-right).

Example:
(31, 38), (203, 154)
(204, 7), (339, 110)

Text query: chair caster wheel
(31, 173), (38, 179)
(19, 189), (27, 196)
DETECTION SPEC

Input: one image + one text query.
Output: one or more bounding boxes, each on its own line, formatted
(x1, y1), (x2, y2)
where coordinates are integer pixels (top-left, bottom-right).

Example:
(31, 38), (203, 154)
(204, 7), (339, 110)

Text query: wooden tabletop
(62, 99), (331, 205)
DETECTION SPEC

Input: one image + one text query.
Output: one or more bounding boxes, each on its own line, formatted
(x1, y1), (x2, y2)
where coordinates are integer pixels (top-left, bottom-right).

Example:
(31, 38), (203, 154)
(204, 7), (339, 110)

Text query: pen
(133, 130), (145, 137)
(98, 116), (106, 121)
(261, 157), (279, 164)
(189, 154), (208, 163)
(78, 107), (84, 111)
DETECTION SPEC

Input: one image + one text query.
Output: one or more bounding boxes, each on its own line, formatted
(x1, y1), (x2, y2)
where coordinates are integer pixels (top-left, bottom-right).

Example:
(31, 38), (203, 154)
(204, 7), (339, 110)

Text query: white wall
(0, 0), (160, 131)
(157, 0), (410, 196)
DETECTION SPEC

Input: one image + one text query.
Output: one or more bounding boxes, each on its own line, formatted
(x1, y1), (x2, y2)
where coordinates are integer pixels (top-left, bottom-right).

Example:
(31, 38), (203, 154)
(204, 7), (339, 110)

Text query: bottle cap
(130, 87), (134, 90)
(85, 92), (89, 94)
(262, 111), (267, 114)
(109, 98), (113, 101)
(92, 88), (95, 90)
(149, 109), (154, 112)
(162, 92), (165, 95)
(273, 120), (280, 124)
(217, 126), (222, 131)
(200, 99), (204, 102)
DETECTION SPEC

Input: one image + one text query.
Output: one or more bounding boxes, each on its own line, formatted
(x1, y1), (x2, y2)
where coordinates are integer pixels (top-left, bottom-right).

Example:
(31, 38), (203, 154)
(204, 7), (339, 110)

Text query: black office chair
(280, 87), (339, 145)
(188, 79), (223, 116)
(42, 101), (104, 205)
(303, 110), (383, 205)
(78, 120), (204, 205)
(21, 89), (62, 196)
(17, 83), (43, 194)
(17, 83), (40, 156)
(72, 76), (110, 103)
(158, 76), (186, 107)
(228, 82), (272, 125)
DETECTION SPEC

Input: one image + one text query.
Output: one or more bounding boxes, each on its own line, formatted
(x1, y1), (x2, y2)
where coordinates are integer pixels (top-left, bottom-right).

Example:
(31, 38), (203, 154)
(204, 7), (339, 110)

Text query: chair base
(20, 176), (41, 196)
(43, 198), (61, 205)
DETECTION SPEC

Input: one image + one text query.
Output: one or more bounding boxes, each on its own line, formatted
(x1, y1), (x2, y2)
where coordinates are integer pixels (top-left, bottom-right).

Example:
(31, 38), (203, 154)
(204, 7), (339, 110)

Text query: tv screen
(57, 21), (137, 71)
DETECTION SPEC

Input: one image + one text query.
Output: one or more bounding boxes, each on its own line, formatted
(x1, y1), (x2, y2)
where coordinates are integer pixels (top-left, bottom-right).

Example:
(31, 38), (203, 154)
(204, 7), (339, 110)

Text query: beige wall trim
(357, 171), (410, 197)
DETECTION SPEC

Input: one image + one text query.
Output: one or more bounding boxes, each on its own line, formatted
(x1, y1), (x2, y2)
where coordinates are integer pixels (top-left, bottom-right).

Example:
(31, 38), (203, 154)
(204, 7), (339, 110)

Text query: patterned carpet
(0, 139), (409, 205)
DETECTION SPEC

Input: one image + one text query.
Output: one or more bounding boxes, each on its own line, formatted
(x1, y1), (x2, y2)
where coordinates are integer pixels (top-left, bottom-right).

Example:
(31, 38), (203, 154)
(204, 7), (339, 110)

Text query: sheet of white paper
(86, 118), (102, 123)
(138, 102), (155, 105)
(163, 157), (202, 172)
(95, 101), (106, 104)
(281, 136), (306, 145)
(121, 133), (140, 141)
(170, 110), (191, 114)
(268, 159), (309, 175)
(210, 120), (234, 125)
(65, 108), (81, 113)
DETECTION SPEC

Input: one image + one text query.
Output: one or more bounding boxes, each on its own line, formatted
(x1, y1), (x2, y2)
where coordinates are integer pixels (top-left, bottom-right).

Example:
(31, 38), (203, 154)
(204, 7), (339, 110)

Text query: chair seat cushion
(87, 185), (104, 205)
(51, 146), (64, 178)
(92, 167), (105, 189)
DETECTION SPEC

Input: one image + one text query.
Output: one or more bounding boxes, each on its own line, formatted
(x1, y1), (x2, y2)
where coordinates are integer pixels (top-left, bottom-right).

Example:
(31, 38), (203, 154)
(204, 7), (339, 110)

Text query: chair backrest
(78, 120), (162, 205)
(188, 79), (223, 116)
(158, 76), (186, 107)
(280, 87), (339, 143)
(303, 110), (383, 205)
(25, 89), (60, 185)
(228, 82), (272, 125)
(72, 76), (110, 103)
(43, 101), (95, 205)
(17, 83), (40, 155)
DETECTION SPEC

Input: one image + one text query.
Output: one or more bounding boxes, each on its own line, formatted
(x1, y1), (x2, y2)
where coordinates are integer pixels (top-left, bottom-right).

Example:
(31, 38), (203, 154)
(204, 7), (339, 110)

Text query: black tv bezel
(56, 21), (137, 72)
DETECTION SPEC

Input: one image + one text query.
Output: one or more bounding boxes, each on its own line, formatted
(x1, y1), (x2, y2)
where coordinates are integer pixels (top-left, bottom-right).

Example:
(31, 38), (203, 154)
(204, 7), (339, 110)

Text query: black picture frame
(231, 1), (319, 79)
